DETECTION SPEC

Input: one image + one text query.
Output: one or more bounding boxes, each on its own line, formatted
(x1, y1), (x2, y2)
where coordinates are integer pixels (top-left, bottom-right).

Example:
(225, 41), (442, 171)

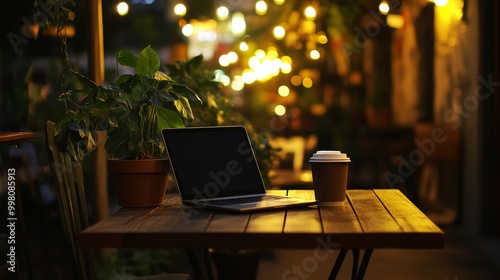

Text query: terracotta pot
(108, 158), (169, 207)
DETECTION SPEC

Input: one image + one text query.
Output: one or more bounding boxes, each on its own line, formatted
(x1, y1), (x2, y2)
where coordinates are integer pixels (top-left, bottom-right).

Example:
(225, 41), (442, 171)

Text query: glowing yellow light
(317, 32), (328, 44)
(271, 63), (281, 76)
(174, 3), (187, 17)
(267, 48), (279, 60)
(281, 62), (292, 74)
(272, 58), (282, 68)
(255, 49), (266, 59)
(217, 6), (229, 20)
(309, 49), (320, 60)
(231, 76), (245, 91)
(274, 0), (285, 5)
(379, 1), (390, 15)
(227, 51), (238, 63)
(219, 54), (230, 67)
(278, 85), (290, 97)
(248, 56), (260, 70)
(239, 42), (249, 51)
(181, 23), (194, 37)
(275, 105), (286, 116)
(220, 75), (230, 86)
(304, 6), (316, 20)
(116, 2), (129, 16)
(232, 12), (246, 37)
(242, 69), (256, 84)
(302, 77), (313, 88)
(387, 14), (404, 29)
(433, 0), (448, 7)
(255, 1), (268, 15)
(281, 55), (292, 64)
(291, 75), (302, 86)
(273, 26), (286, 40)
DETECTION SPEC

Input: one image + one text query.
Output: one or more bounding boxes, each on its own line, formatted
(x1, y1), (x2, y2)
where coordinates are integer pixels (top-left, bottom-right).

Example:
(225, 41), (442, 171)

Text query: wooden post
(86, 0), (108, 222)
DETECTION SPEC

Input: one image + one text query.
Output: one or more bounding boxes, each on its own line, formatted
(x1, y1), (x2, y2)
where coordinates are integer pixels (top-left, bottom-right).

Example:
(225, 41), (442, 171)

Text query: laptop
(161, 125), (317, 213)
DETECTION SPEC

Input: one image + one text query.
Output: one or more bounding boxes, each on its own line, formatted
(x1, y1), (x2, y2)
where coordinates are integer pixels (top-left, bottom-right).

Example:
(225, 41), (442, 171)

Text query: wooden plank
(0, 131), (34, 144)
(284, 190), (322, 234)
(374, 189), (443, 233)
(347, 190), (402, 233)
(320, 202), (363, 234)
(246, 190), (287, 233)
(206, 213), (250, 233)
(127, 206), (184, 233)
(246, 211), (286, 233)
(85, 207), (155, 232)
(168, 206), (214, 233)
(78, 207), (155, 247)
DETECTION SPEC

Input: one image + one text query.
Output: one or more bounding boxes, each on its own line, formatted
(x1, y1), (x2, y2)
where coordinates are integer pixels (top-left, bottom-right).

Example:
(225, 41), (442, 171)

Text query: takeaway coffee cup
(309, 151), (350, 206)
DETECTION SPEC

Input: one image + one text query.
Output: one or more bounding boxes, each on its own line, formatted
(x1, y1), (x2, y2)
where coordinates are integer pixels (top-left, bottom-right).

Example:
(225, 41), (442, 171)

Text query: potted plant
(54, 45), (201, 207)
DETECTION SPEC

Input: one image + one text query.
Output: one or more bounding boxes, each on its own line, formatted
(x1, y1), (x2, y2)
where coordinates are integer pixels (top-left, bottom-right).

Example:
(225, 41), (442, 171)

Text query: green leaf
(115, 74), (133, 86)
(116, 50), (138, 68)
(136, 46), (160, 77)
(172, 84), (202, 104)
(71, 69), (97, 89)
(188, 54), (203, 72)
(173, 95), (194, 121)
(57, 91), (73, 101)
(154, 71), (172, 81)
(157, 107), (185, 129)
(157, 89), (174, 102)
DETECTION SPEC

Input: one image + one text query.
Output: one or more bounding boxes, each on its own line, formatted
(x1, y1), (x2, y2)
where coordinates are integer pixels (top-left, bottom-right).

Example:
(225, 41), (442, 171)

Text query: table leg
(328, 249), (373, 280)
(203, 248), (216, 280)
(186, 248), (215, 280)
(351, 249), (360, 280)
(356, 249), (373, 280)
(328, 249), (348, 280)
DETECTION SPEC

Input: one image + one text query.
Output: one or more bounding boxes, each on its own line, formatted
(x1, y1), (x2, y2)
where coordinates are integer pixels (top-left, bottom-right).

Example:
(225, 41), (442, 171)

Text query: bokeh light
(174, 3), (187, 17)
(379, 1), (389, 15)
(217, 6), (229, 20)
(275, 105), (286, 116)
(273, 26), (286, 40)
(278, 85), (290, 97)
(256, 1), (268, 15)
(116, 2), (129, 16)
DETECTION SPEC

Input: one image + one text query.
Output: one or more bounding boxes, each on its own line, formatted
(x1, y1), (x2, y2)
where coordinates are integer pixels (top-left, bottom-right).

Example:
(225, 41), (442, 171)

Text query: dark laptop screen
(162, 126), (266, 200)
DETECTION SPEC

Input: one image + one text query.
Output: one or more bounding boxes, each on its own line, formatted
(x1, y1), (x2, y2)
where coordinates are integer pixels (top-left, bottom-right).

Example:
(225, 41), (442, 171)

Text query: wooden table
(0, 131), (35, 145)
(78, 189), (444, 279)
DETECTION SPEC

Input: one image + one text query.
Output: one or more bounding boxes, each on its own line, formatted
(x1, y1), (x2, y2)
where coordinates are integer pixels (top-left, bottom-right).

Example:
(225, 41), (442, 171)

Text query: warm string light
(116, 2), (129, 16)
(255, 1), (268, 15)
(185, 0), (327, 115)
(379, 1), (390, 15)
(217, 6), (229, 20)
(174, 3), (187, 17)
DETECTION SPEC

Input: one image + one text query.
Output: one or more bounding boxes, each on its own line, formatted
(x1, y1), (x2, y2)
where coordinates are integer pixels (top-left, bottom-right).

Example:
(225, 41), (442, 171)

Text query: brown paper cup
(310, 161), (349, 206)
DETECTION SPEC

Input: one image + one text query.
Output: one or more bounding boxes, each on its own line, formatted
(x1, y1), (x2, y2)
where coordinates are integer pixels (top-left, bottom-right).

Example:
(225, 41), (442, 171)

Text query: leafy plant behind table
(165, 55), (278, 186)
(55, 46), (201, 162)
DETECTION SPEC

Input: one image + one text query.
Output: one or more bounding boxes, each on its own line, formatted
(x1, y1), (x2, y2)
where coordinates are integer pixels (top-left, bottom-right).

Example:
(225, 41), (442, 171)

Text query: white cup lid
(309, 150), (350, 162)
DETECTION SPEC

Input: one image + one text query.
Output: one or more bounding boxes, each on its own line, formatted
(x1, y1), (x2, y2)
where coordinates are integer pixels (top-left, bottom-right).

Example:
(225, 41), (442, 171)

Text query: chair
(45, 121), (93, 279)
(46, 121), (193, 279)
(272, 135), (318, 172)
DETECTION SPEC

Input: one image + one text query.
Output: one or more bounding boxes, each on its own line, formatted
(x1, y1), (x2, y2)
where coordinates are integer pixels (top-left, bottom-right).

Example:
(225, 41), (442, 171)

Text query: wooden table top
(0, 131), (35, 145)
(78, 189), (444, 250)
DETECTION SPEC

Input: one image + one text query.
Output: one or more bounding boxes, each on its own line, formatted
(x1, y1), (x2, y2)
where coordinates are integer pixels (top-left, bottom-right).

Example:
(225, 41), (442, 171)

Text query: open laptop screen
(162, 126), (266, 201)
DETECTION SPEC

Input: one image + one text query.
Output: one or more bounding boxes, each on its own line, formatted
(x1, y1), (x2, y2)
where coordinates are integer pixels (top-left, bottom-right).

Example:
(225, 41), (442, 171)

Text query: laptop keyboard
(201, 195), (288, 206)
